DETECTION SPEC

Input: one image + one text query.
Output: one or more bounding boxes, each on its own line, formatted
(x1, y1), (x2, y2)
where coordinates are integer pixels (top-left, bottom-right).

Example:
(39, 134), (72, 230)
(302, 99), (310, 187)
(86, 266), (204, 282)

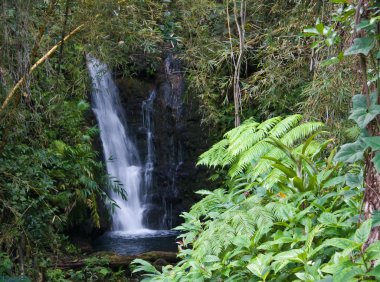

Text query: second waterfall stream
(87, 56), (153, 234)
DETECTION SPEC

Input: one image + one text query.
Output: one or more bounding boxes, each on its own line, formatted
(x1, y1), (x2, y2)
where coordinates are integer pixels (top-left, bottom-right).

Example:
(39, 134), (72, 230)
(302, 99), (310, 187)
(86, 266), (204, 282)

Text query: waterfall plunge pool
(88, 57), (180, 256)
(93, 230), (179, 256)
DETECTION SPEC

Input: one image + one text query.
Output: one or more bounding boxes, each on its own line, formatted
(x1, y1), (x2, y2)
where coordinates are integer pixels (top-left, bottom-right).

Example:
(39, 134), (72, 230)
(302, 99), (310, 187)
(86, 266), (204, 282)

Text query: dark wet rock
(114, 53), (210, 230)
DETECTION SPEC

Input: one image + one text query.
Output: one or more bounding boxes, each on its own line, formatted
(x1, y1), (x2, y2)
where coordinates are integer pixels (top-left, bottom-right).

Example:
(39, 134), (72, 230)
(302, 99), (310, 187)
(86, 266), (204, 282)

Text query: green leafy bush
(132, 116), (379, 281)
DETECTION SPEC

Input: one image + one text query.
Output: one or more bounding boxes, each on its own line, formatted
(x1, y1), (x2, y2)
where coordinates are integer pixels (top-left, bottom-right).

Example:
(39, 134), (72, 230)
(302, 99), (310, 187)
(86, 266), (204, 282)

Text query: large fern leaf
(198, 115), (325, 184)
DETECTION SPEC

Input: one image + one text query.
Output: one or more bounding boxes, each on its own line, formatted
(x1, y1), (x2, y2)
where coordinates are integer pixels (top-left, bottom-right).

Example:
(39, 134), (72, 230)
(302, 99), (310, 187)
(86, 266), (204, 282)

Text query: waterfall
(142, 90), (156, 204)
(87, 56), (149, 233)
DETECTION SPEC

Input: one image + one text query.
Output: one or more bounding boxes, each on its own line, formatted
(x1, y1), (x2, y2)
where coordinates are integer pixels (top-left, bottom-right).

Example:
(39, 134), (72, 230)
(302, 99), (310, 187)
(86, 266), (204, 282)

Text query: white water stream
(87, 56), (152, 234)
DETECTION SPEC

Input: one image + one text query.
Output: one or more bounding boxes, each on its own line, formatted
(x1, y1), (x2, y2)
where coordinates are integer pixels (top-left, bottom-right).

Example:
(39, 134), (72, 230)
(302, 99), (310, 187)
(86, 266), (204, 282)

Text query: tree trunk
(227, 0), (245, 128)
(364, 156), (380, 246)
(354, 0), (380, 248)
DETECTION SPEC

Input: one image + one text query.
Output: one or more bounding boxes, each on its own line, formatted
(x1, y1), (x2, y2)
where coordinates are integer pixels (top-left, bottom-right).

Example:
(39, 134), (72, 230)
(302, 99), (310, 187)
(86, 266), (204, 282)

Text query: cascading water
(88, 56), (182, 255)
(141, 90), (156, 204)
(87, 56), (148, 233)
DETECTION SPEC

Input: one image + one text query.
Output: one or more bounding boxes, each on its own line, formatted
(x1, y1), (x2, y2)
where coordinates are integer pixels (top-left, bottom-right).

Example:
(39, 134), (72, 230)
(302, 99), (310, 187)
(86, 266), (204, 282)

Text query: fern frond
(266, 201), (296, 221)
(198, 116), (325, 184)
(250, 147), (286, 180)
(229, 210), (256, 235)
(248, 206), (274, 227)
(197, 139), (229, 167)
(269, 114), (302, 138)
(227, 125), (266, 158)
(226, 117), (282, 159)
(224, 118), (258, 140)
(229, 139), (274, 177)
(256, 116), (283, 132)
(280, 122), (324, 147)
(261, 168), (284, 189)
(190, 188), (228, 217)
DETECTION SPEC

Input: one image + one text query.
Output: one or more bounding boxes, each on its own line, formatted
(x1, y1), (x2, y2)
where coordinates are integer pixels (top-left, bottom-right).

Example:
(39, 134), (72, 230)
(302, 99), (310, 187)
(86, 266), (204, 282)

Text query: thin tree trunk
(227, 0), (245, 128)
(364, 156), (380, 246)
(354, 0), (380, 248)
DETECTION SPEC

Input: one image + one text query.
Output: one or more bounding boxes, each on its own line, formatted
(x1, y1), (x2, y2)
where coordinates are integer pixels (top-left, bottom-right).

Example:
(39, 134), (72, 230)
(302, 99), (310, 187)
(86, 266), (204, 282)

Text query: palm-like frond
(269, 114), (302, 138)
(230, 139), (274, 177)
(197, 139), (229, 167)
(198, 115), (325, 183)
(280, 122), (324, 147)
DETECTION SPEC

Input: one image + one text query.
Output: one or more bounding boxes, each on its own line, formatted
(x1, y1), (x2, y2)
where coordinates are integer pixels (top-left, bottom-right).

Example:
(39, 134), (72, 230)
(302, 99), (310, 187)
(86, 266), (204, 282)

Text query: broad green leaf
(318, 212), (338, 225)
(274, 249), (304, 263)
(317, 276), (333, 282)
(257, 237), (294, 250)
(354, 219), (372, 243)
(334, 139), (367, 163)
(372, 152), (380, 173)
(77, 100), (90, 111)
(349, 93), (380, 128)
(352, 94), (368, 109)
(322, 176), (345, 188)
(271, 163), (297, 178)
(304, 27), (320, 35)
(362, 136), (380, 151)
(349, 104), (380, 128)
(372, 210), (380, 228)
(333, 266), (365, 282)
(292, 176), (305, 191)
(321, 259), (356, 274)
(246, 253), (272, 278)
(316, 23), (324, 34)
(307, 174), (318, 192)
(317, 169), (334, 184)
(195, 190), (214, 195)
(272, 259), (292, 273)
(365, 240), (380, 260)
(305, 225), (324, 254)
(345, 173), (363, 188)
(344, 37), (375, 56)
(356, 20), (374, 31)
(367, 264), (380, 277)
(132, 259), (160, 274)
(99, 268), (110, 276)
(325, 36), (335, 46)
(320, 56), (340, 67)
(321, 238), (360, 250)
(295, 272), (316, 281)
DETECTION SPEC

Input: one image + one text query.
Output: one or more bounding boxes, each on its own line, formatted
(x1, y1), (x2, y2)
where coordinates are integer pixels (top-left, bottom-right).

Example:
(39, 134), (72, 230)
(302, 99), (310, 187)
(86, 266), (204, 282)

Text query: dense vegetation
(0, 0), (379, 281)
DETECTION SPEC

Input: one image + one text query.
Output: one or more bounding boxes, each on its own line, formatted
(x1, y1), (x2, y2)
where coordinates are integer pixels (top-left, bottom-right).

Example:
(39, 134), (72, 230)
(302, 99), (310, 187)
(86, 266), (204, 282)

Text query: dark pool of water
(93, 230), (179, 256)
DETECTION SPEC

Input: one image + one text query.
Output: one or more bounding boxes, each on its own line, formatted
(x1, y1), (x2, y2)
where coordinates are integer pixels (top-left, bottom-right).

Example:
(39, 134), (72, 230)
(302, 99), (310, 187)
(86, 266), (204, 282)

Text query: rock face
(115, 53), (209, 229)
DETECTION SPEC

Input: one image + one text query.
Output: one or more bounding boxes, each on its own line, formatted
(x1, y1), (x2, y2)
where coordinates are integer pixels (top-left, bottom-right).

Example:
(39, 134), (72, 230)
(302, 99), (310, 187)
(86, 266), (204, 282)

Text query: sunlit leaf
(344, 37), (375, 56)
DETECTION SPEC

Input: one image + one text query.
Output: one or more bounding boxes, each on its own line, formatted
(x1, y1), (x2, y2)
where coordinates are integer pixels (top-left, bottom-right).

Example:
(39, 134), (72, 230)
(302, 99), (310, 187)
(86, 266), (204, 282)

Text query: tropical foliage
(1, 0), (380, 281)
(133, 116), (376, 281)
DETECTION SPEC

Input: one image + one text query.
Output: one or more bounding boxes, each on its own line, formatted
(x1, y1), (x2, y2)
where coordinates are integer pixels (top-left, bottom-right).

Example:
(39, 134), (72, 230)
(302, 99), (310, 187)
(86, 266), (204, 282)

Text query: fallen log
(55, 251), (178, 270)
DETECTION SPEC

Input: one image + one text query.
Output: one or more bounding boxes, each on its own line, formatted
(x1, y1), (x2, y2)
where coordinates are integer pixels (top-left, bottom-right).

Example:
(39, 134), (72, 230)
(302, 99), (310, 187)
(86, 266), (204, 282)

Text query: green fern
(133, 115), (366, 282)
(198, 115), (324, 187)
